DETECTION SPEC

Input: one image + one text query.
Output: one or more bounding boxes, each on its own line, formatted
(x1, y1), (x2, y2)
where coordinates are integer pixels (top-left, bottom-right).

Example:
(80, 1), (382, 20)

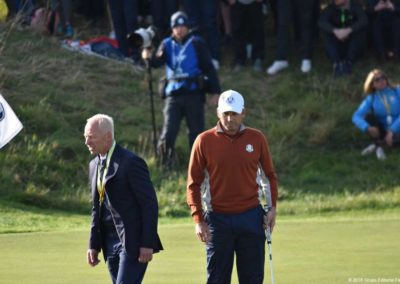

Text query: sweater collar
(215, 121), (246, 136)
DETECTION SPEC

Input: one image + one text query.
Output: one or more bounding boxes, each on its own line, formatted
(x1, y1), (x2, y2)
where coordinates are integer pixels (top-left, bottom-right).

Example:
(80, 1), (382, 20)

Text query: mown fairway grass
(0, 212), (399, 284)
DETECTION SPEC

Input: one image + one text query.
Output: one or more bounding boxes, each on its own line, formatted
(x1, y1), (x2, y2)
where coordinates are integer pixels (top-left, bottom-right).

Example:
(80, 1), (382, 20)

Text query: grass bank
(1, 20), (400, 218)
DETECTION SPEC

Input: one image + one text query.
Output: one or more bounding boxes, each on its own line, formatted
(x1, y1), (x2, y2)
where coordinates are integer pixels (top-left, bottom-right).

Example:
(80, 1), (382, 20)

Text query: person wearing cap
(142, 11), (221, 169)
(186, 90), (278, 283)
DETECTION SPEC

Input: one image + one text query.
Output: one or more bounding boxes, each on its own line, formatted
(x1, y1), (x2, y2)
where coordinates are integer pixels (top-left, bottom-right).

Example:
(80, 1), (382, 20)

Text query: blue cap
(170, 11), (188, 28)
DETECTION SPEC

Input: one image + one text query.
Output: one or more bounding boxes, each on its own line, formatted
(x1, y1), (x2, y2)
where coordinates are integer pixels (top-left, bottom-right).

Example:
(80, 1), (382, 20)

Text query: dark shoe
(253, 59), (263, 72)
(65, 24), (74, 38)
(333, 61), (344, 77)
(232, 63), (243, 72)
(343, 60), (352, 75)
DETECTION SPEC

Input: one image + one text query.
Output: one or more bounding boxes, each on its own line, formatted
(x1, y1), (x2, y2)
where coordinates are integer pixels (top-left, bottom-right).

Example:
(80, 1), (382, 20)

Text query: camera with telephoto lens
(127, 26), (157, 49)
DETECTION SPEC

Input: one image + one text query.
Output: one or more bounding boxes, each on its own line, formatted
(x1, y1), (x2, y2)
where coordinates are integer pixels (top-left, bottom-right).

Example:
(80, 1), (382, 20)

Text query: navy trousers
(321, 30), (366, 63)
(275, 0), (315, 60)
(108, 0), (138, 57)
(181, 0), (220, 61)
(205, 206), (266, 284)
(103, 230), (148, 284)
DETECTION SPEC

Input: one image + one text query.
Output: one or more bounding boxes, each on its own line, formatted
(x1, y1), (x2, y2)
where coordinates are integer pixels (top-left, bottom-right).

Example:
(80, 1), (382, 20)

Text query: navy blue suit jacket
(88, 144), (163, 258)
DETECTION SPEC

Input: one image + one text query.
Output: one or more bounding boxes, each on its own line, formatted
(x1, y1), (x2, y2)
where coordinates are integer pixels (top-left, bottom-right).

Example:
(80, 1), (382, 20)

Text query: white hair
(86, 114), (114, 140)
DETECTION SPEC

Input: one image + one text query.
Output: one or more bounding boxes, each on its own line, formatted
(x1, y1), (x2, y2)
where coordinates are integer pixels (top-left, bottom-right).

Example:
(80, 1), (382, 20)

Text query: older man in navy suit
(84, 114), (162, 284)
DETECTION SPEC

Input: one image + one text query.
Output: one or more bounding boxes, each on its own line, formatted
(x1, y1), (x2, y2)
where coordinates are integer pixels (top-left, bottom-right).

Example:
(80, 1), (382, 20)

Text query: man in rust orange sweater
(186, 90), (278, 283)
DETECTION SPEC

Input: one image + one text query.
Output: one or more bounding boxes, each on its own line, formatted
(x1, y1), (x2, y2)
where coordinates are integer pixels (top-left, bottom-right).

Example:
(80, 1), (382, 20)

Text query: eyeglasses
(373, 75), (386, 83)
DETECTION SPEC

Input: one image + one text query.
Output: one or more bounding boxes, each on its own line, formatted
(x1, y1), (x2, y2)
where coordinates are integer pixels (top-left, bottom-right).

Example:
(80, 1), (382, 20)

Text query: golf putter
(265, 227), (275, 284)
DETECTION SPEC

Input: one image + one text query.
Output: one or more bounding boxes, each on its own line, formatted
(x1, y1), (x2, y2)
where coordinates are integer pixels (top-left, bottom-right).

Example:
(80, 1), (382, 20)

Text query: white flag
(0, 94), (23, 149)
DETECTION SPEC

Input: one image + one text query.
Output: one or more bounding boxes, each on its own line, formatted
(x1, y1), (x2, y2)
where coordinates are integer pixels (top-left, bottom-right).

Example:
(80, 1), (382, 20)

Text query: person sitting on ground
(352, 69), (400, 160)
(319, 0), (368, 77)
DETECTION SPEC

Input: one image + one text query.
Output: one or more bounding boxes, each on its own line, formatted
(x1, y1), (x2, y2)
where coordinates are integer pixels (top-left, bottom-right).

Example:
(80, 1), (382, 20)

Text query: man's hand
(195, 221), (211, 243)
(375, 0), (387, 11)
(385, 131), (394, 147)
(333, 28), (352, 41)
(385, 0), (395, 10)
(138, 247), (154, 263)
(87, 249), (100, 267)
(141, 48), (153, 60)
(367, 126), (380, 138)
(263, 207), (276, 233)
(207, 94), (219, 107)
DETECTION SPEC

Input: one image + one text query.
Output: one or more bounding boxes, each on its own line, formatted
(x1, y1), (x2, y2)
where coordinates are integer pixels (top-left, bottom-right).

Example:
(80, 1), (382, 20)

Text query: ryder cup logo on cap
(0, 103), (4, 121)
(171, 11), (188, 28)
(218, 90), (245, 114)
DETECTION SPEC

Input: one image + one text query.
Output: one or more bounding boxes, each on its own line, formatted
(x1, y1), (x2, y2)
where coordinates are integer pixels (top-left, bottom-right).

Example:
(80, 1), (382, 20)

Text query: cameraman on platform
(142, 11), (221, 169)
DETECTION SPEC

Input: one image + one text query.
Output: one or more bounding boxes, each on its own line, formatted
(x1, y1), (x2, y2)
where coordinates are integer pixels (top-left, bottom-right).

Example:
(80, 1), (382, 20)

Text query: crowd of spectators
(3, 0), (400, 75)
(2, 0), (400, 74)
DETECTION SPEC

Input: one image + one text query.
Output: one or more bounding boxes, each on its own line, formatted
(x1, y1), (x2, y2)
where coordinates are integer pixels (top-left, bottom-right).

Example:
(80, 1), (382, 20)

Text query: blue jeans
(103, 230), (148, 284)
(181, 0), (220, 60)
(205, 206), (266, 284)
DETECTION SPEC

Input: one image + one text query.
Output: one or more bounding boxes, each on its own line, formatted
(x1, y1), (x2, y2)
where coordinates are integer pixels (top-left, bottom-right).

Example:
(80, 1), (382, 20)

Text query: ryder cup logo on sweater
(246, 144), (254, 153)
(0, 103), (4, 121)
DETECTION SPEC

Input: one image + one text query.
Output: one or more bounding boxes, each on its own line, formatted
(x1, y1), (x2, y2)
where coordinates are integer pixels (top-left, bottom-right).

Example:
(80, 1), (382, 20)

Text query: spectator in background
(181, 0), (221, 70)
(366, 0), (400, 60)
(219, 0), (233, 46)
(51, 0), (74, 37)
(138, 0), (151, 26)
(151, 0), (178, 40)
(14, 0), (35, 24)
(319, 0), (367, 77)
(266, 0), (316, 75)
(108, 0), (140, 60)
(76, 0), (105, 25)
(142, 11), (221, 169)
(229, 0), (265, 72)
(352, 69), (400, 160)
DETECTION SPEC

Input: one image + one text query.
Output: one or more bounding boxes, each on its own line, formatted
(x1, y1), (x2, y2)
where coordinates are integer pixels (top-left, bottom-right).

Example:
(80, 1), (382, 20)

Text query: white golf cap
(218, 90), (245, 114)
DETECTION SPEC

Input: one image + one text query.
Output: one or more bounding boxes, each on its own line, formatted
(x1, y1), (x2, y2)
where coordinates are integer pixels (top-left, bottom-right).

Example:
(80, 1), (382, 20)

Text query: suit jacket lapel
(90, 157), (99, 195)
(105, 161), (119, 184)
(104, 145), (120, 185)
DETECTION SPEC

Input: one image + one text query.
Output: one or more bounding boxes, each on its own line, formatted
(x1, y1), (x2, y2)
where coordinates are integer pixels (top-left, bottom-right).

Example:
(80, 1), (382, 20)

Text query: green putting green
(0, 214), (399, 284)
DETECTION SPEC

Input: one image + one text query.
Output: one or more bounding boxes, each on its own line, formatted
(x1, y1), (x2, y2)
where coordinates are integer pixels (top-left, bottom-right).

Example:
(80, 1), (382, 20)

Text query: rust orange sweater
(187, 124), (278, 223)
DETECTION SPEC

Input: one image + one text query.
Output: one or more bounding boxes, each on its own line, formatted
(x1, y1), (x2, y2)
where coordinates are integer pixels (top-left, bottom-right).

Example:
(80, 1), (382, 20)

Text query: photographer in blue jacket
(142, 11), (221, 169)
